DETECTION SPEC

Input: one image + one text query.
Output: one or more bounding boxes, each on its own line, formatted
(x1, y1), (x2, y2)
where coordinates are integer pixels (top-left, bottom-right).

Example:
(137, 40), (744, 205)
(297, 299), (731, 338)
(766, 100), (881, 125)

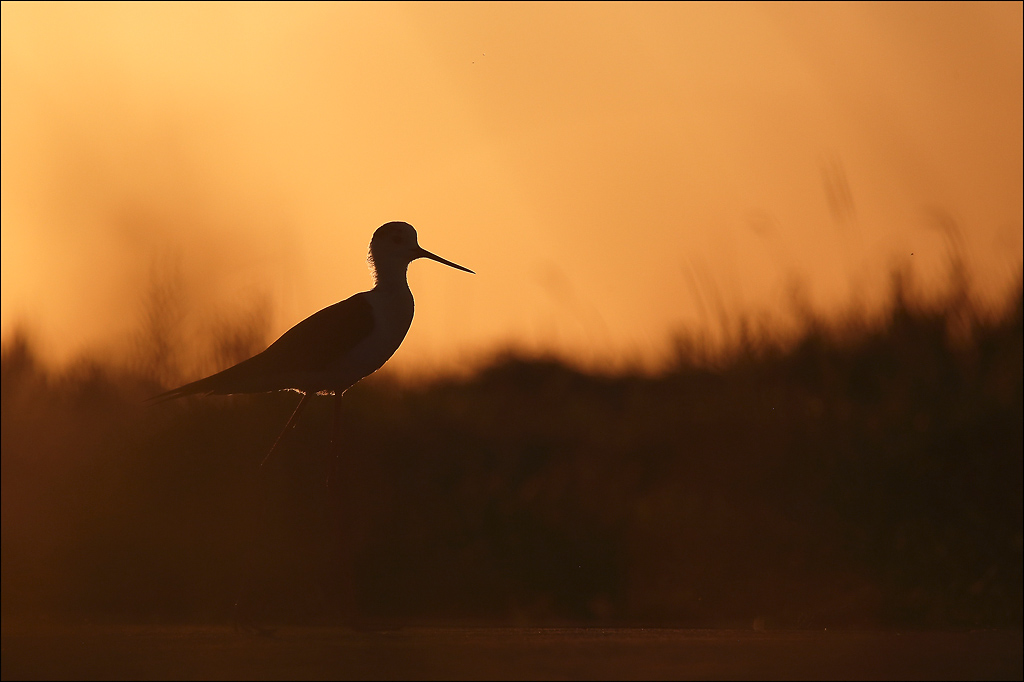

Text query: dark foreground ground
(2, 625), (1020, 680)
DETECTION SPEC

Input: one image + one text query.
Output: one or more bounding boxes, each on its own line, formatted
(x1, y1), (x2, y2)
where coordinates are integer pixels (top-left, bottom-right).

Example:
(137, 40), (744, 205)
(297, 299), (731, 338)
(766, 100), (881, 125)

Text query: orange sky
(2, 2), (1021, 377)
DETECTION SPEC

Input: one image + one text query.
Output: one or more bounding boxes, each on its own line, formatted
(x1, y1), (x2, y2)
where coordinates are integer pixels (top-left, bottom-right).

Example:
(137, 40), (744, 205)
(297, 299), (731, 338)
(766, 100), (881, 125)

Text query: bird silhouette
(154, 220), (474, 465)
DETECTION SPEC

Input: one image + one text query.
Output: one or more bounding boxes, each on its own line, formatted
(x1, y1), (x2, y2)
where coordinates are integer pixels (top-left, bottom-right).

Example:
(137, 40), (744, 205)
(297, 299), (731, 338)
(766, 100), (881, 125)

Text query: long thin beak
(416, 247), (475, 274)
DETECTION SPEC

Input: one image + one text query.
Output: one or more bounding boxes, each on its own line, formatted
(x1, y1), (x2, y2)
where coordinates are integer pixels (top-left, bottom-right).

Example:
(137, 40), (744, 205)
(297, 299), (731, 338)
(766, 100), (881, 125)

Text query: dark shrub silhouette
(2, 272), (1021, 628)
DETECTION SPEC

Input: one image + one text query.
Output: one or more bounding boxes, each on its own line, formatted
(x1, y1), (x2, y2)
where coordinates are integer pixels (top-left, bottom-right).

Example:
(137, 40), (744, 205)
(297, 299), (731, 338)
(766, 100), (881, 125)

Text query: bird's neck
(372, 263), (412, 295)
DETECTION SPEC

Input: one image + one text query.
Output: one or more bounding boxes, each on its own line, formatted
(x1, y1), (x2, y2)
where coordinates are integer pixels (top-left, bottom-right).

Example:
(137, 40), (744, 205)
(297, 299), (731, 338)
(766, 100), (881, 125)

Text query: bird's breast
(325, 286), (414, 390)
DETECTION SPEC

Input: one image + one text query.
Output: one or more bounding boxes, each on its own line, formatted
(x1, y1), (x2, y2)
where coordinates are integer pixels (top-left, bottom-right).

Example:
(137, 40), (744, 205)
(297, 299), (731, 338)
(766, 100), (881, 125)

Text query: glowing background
(2, 2), (1021, 377)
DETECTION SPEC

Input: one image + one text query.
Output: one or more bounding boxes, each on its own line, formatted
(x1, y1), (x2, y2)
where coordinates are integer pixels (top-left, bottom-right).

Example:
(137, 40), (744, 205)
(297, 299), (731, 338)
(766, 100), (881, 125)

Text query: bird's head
(368, 221), (474, 281)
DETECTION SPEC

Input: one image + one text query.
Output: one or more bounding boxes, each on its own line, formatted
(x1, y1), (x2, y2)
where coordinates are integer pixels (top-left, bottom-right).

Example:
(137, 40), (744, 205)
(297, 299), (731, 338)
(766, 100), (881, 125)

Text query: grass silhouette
(2, 268), (1020, 628)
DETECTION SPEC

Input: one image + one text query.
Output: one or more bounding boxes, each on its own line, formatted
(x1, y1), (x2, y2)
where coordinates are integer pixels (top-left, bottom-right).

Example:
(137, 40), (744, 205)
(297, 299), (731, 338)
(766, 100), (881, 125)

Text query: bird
(153, 220), (474, 465)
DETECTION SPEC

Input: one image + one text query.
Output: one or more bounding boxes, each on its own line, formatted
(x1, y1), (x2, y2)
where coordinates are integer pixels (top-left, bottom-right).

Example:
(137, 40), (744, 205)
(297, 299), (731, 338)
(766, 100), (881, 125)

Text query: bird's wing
(150, 292), (375, 401)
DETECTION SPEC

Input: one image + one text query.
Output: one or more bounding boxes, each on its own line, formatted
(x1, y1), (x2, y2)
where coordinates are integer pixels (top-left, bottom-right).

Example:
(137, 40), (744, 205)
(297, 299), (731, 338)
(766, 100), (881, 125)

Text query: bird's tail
(146, 375), (220, 404)
(145, 352), (276, 404)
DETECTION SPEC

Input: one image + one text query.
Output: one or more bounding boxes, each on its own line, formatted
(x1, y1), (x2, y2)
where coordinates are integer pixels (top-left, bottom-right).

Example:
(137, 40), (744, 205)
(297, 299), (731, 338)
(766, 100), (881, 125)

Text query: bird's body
(155, 221), (472, 402)
(156, 288), (398, 398)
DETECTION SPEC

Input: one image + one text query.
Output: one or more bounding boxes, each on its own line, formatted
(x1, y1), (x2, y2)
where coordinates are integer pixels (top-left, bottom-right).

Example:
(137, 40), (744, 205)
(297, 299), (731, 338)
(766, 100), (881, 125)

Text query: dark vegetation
(2, 271), (1021, 629)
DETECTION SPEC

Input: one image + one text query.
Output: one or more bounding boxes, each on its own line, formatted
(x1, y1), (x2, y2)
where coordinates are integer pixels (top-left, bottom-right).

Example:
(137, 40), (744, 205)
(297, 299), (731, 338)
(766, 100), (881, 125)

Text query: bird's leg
(235, 392), (312, 633)
(259, 393), (311, 469)
(324, 391), (360, 625)
(327, 392), (344, 487)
